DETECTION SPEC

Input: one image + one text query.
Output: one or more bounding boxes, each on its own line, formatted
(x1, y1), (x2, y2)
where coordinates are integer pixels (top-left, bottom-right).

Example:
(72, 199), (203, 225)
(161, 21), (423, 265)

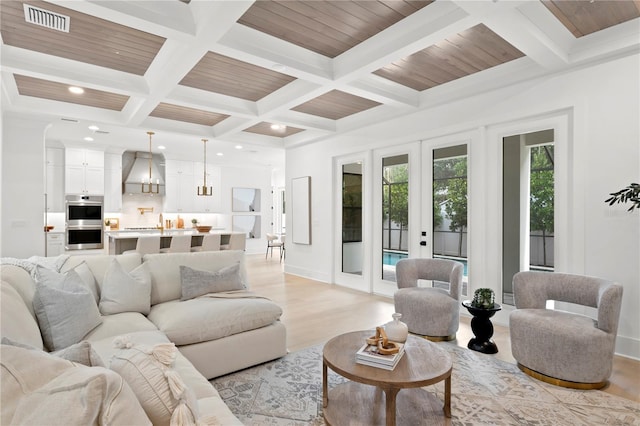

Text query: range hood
(122, 151), (165, 195)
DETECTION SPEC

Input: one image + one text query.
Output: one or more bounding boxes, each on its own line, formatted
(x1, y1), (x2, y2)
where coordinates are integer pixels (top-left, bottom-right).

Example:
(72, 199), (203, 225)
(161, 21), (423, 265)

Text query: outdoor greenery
(606, 183), (640, 212)
(433, 157), (467, 257)
(530, 145), (554, 266)
(383, 162), (408, 251)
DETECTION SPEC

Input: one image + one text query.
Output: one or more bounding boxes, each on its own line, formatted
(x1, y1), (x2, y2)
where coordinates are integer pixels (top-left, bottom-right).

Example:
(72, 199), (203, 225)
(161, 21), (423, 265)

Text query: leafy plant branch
(605, 183), (639, 212)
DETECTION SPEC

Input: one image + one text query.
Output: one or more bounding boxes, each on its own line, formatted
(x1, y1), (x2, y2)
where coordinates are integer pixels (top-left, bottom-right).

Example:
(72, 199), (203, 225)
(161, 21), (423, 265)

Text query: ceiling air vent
(23, 4), (70, 33)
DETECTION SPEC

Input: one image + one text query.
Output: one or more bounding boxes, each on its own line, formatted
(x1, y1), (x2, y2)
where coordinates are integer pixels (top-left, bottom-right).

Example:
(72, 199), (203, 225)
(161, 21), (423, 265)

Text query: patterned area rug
(211, 341), (640, 425)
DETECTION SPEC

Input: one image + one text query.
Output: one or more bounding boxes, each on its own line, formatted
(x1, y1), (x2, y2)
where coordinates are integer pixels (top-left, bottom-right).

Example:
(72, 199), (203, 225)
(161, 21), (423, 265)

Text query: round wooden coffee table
(323, 330), (452, 426)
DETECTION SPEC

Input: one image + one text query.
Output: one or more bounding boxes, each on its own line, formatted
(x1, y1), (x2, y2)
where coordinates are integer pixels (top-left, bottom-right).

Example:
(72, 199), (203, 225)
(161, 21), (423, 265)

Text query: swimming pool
(383, 251), (468, 276)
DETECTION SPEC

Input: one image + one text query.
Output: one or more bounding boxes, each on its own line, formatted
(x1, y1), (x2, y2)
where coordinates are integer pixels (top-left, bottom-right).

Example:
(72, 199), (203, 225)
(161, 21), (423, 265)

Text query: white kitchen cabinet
(165, 160), (222, 213)
(46, 233), (65, 257)
(65, 148), (104, 195)
(45, 147), (65, 212)
(164, 160), (194, 213)
(104, 153), (122, 212)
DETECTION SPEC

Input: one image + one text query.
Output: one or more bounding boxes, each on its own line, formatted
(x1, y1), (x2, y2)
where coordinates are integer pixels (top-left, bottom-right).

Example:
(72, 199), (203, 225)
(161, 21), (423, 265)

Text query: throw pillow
(1, 344), (150, 426)
(1, 337), (104, 367)
(180, 263), (246, 301)
(72, 261), (100, 304)
(32, 266), (103, 351)
(109, 337), (199, 426)
(100, 260), (151, 315)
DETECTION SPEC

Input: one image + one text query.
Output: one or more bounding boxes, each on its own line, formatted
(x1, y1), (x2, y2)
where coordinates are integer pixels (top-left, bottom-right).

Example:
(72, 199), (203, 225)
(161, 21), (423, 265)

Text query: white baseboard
(283, 264), (331, 283)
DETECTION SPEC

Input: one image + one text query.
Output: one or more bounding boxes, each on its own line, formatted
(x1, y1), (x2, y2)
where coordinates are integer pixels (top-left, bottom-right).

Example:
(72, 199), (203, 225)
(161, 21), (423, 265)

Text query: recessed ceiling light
(216, 152), (224, 156)
(235, 145), (243, 150)
(68, 86), (84, 94)
(158, 145), (166, 150)
(271, 124), (285, 130)
(84, 136), (94, 142)
(88, 125), (99, 131)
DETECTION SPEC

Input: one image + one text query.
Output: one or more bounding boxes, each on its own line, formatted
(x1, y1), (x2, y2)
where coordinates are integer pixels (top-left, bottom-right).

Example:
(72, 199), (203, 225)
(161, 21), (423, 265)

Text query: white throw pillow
(72, 261), (100, 303)
(109, 338), (199, 426)
(32, 266), (103, 351)
(0, 337), (104, 367)
(100, 260), (152, 315)
(180, 263), (246, 301)
(1, 344), (151, 426)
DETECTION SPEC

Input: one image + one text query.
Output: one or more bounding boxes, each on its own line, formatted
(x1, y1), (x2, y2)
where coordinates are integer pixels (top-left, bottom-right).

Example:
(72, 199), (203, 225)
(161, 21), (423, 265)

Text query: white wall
(219, 165), (273, 255)
(1, 114), (50, 258)
(284, 53), (640, 359)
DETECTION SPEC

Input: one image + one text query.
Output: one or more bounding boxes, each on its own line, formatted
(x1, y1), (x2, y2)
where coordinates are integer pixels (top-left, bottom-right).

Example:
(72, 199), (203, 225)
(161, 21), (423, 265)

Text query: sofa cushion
(148, 296), (283, 346)
(144, 251), (247, 306)
(1, 344), (150, 426)
(33, 267), (103, 351)
(1, 281), (44, 350)
(83, 312), (159, 344)
(180, 263), (245, 301)
(109, 339), (199, 426)
(100, 260), (151, 315)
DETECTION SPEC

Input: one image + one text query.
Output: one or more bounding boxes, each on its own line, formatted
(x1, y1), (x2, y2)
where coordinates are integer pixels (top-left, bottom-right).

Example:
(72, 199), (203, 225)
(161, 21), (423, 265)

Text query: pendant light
(197, 138), (213, 196)
(141, 131), (159, 194)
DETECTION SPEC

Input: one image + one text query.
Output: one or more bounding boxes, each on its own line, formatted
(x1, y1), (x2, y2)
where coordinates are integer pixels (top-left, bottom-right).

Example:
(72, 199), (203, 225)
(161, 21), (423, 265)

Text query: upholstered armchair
(394, 258), (464, 341)
(510, 271), (623, 389)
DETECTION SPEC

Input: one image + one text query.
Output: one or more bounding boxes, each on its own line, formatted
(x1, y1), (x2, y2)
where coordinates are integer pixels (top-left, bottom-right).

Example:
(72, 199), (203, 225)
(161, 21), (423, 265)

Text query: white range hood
(122, 151), (165, 195)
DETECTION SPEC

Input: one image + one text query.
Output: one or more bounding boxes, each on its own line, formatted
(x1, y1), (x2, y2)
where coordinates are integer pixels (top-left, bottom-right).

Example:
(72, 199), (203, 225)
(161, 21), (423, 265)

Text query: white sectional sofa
(1, 250), (287, 425)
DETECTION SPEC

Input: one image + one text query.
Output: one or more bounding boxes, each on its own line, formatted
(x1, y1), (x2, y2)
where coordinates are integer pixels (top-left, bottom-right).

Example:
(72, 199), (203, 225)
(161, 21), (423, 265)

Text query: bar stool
(123, 236), (160, 256)
(159, 235), (192, 253)
(191, 234), (221, 252)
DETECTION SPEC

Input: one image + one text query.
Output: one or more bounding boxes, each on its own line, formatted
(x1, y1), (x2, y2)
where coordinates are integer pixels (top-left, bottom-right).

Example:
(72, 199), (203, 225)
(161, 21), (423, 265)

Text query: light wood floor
(246, 254), (640, 403)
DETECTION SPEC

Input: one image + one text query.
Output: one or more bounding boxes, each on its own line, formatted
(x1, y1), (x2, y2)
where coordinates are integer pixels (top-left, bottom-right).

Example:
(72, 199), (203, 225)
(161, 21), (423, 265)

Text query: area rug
(211, 341), (640, 425)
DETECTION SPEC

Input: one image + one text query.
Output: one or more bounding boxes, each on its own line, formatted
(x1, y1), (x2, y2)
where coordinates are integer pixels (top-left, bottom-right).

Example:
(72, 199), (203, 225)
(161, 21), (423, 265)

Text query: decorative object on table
(364, 327), (400, 355)
(357, 328), (405, 371)
(196, 226), (212, 233)
(471, 287), (495, 309)
(176, 216), (184, 229)
(191, 218), (198, 228)
(462, 296), (501, 354)
(384, 312), (408, 343)
(605, 182), (639, 212)
(45, 225), (55, 232)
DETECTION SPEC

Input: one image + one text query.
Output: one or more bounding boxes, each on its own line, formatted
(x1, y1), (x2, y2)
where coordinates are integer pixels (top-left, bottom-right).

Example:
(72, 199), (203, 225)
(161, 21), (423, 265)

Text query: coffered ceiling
(1, 0), (638, 167)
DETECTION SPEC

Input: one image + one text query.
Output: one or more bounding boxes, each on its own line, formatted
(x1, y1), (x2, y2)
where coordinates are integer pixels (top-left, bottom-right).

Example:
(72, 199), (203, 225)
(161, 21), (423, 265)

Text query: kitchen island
(105, 229), (244, 254)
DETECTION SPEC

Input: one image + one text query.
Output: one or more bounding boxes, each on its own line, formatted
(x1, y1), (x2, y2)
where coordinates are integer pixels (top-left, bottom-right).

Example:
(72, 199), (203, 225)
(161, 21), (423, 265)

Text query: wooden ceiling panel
(0, 1), (165, 75)
(179, 51), (296, 101)
(149, 103), (230, 127)
(14, 74), (129, 110)
(243, 122), (305, 138)
(373, 24), (525, 91)
(541, 0), (640, 38)
(238, 0), (434, 58)
(291, 90), (381, 120)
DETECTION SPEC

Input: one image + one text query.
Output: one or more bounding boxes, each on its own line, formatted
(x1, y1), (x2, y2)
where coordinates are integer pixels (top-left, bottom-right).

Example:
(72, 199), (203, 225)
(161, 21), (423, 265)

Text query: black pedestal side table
(461, 301), (502, 354)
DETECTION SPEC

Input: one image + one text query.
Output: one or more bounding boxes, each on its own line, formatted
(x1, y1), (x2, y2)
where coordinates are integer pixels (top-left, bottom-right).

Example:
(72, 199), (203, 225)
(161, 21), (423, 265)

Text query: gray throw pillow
(1, 337), (104, 367)
(32, 267), (103, 351)
(180, 263), (245, 300)
(100, 260), (151, 315)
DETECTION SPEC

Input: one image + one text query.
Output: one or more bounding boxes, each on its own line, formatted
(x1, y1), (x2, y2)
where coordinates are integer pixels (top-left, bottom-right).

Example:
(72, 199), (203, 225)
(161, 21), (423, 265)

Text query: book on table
(355, 343), (405, 370)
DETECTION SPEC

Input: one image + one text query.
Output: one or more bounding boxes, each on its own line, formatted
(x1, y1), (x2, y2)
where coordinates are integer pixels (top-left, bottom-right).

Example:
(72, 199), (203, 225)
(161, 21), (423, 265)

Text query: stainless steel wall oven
(65, 195), (104, 250)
